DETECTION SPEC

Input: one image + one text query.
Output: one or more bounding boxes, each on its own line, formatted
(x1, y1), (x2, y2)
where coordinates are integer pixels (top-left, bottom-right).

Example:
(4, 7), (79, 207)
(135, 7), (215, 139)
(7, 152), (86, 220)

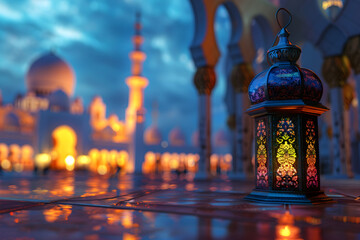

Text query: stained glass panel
(305, 119), (319, 189)
(275, 117), (298, 189)
(256, 119), (268, 188)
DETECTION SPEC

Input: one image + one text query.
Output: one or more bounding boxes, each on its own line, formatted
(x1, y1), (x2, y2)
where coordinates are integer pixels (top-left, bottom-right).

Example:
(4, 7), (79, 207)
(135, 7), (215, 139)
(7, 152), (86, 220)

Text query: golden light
(0, 144), (8, 160)
(322, 0), (343, 10)
(279, 226), (291, 237)
(35, 153), (51, 169)
(1, 159), (11, 170)
(13, 163), (23, 172)
(224, 154), (232, 163)
(9, 144), (20, 162)
(88, 148), (100, 172)
(275, 211), (301, 240)
(170, 159), (179, 170)
(169, 154), (179, 170)
(97, 165), (108, 175)
(123, 233), (137, 240)
(65, 155), (75, 171)
(111, 122), (120, 132)
(109, 150), (118, 168)
(188, 159), (195, 167)
(122, 211), (133, 229)
(145, 151), (155, 163)
(117, 151), (128, 167)
(52, 125), (77, 170)
(210, 154), (218, 165)
(21, 145), (34, 171)
(43, 205), (72, 223)
(352, 98), (358, 107)
(76, 155), (90, 168)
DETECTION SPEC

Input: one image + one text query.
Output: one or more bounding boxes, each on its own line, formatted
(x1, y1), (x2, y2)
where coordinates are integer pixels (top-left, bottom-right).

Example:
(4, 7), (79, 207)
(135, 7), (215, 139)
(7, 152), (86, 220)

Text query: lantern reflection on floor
(276, 211), (301, 240)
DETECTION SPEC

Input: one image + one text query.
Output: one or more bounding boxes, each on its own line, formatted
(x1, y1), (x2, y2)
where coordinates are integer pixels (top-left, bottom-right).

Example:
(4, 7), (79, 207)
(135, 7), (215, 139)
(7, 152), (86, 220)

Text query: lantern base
(245, 190), (334, 205)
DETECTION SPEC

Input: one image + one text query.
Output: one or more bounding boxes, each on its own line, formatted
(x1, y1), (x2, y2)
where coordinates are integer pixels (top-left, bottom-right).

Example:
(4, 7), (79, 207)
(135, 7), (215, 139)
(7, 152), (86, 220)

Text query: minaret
(125, 12), (148, 134)
(126, 12), (148, 174)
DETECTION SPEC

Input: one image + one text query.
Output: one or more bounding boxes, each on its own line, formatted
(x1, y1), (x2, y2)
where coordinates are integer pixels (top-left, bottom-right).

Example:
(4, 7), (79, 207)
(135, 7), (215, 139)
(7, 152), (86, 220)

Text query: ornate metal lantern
(245, 9), (332, 204)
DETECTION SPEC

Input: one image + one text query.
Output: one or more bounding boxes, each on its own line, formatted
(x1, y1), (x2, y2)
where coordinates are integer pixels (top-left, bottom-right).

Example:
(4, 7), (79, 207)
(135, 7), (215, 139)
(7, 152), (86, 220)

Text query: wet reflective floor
(0, 172), (359, 240)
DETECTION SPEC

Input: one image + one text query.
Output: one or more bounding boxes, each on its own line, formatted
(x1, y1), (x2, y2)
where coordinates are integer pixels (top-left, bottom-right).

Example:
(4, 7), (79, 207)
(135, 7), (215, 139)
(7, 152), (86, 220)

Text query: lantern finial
(276, 8), (292, 29)
(267, 8), (301, 65)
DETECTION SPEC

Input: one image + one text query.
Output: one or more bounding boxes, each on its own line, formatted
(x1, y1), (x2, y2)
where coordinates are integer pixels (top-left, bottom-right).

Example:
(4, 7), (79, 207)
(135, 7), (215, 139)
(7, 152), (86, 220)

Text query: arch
(0, 143), (8, 160)
(88, 148), (100, 173)
(251, 15), (275, 73)
(317, 24), (348, 56)
(0, 144), (9, 171)
(169, 153), (180, 170)
(221, 0), (277, 63)
(97, 149), (109, 175)
(21, 144), (34, 171)
(8, 144), (20, 172)
(161, 152), (171, 172)
(189, 0), (220, 67)
(51, 125), (77, 170)
(223, 1), (243, 64)
(118, 150), (128, 169)
(109, 150), (118, 169)
(143, 151), (156, 174)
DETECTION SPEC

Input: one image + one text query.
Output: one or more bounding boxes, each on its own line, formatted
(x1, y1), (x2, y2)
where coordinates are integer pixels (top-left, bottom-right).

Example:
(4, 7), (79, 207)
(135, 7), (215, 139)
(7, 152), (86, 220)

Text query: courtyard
(0, 172), (359, 239)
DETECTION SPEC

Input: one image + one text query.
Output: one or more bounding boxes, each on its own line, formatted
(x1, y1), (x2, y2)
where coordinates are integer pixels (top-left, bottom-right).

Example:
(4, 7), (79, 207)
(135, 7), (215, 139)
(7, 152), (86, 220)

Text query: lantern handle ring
(276, 8), (292, 29)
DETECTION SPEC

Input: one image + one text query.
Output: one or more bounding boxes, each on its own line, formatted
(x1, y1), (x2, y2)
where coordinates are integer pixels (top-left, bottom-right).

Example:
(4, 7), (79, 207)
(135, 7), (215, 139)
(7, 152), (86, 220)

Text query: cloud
(0, 2), (23, 21)
(0, 0), (231, 141)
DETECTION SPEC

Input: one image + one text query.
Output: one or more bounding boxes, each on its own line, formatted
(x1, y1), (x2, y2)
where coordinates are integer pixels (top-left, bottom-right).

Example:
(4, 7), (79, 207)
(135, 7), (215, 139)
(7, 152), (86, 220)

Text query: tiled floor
(0, 172), (359, 239)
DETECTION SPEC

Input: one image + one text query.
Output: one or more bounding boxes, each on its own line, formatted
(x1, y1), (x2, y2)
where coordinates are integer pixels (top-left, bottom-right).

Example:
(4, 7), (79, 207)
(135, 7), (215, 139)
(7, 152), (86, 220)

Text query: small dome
(213, 129), (229, 147)
(248, 28), (323, 105)
(100, 126), (116, 141)
(144, 125), (162, 145)
(169, 127), (185, 146)
(4, 112), (20, 131)
(26, 52), (75, 96)
(48, 89), (70, 112)
(102, 125), (116, 136)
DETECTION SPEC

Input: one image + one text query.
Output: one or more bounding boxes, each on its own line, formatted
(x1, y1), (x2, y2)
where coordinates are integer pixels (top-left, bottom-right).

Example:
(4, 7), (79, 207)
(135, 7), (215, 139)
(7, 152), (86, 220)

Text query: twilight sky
(0, 0), (234, 144)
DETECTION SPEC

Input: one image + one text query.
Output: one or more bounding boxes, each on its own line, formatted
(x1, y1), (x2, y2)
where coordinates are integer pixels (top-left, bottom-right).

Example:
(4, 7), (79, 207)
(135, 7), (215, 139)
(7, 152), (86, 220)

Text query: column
(354, 74), (360, 173)
(322, 56), (351, 176)
(194, 66), (216, 178)
(230, 63), (254, 177)
(344, 36), (360, 175)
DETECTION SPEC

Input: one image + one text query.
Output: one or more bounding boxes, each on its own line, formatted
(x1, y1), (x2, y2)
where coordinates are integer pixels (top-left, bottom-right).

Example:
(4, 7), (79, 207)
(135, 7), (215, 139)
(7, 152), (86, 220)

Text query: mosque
(0, 14), (231, 176)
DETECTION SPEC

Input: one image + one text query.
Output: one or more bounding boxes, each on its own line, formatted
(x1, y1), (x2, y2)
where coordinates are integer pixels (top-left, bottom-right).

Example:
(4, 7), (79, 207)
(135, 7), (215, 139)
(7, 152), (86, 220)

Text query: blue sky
(0, 0), (233, 143)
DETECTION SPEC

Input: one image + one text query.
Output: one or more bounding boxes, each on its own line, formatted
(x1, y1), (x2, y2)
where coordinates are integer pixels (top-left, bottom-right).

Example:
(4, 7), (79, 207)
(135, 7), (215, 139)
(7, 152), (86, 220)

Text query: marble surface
(0, 172), (359, 240)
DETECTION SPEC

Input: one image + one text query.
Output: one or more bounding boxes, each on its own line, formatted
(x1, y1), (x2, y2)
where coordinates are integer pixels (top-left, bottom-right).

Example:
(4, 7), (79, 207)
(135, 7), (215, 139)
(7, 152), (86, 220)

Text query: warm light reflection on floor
(43, 205), (72, 223)
(0, 173), (359, 240)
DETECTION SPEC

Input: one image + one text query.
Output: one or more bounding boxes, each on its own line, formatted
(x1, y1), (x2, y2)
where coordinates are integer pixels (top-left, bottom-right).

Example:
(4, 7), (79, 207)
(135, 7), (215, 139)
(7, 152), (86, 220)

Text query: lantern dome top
(248, 8), (323, 105)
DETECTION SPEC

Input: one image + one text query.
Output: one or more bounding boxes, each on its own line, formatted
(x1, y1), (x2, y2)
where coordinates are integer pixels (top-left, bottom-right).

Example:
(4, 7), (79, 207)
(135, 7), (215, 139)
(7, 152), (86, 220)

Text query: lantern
(245, 8), (332, 204)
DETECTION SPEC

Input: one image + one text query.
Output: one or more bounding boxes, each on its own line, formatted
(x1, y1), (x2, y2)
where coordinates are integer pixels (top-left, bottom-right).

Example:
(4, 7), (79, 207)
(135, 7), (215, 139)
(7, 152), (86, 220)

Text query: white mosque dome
(48, 89), (70, 112)
(144, 125), (162, 145)
(4, 112), (20, 130)
(26, 52), (75, 96)
(214, 129), (229, 147)
(169, 127), (185, 146)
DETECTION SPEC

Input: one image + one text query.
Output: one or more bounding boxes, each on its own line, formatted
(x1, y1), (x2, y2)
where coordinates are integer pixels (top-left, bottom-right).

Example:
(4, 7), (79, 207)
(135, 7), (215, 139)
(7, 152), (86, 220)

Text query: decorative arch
(250, 15), (275, 72)
(317, 24), (349, 56)
(190, 0), (277, 67)
(51, 125), (77, 170)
